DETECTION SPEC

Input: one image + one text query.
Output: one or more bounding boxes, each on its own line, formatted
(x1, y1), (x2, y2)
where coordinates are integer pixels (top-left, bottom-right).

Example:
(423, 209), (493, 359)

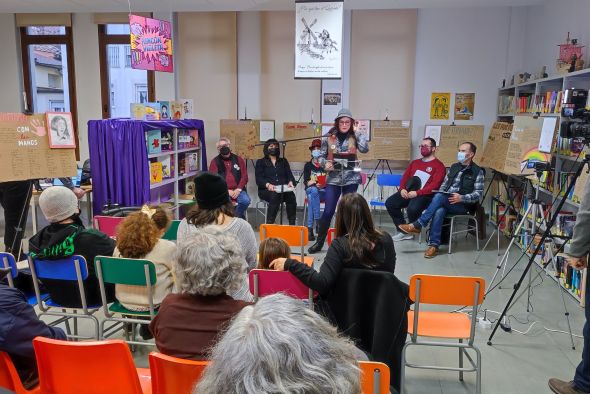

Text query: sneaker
(392, 232), (414, 242)
(548, 379), (585, 394)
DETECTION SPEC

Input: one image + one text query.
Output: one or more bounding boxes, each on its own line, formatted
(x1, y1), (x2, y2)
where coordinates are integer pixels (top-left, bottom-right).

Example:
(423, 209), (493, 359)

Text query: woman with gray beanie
(26, 186), (116, 307)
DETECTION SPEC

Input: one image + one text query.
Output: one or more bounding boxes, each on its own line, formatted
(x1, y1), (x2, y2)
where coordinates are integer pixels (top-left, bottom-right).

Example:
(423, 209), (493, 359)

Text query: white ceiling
(0, 0), (549, 13)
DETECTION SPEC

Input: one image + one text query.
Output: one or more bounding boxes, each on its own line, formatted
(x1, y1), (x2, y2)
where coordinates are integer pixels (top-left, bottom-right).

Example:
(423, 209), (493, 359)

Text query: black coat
(255, 157), (296, 191)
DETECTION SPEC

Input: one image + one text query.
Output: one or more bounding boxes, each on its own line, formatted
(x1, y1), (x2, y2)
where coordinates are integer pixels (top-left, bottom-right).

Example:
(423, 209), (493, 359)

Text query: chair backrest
(0, 252), (17, 287)
(31, 256), (89, 281)
(94, 256), (156, 286)
(376, 173), (402, 187)
(359, 361), (390, 394)
(0, 352), (30, 394)
(248, 269), (315, 305)
(93, 215), (124, 237)
(408, 274), (485, 306)
(327, 228), (336, 246)
(33, 337), (144, 394)
(161, 220), (181, 241)
(260, 224), (308, 257)
(361, 172), (367, 185)
(149, 352), (209, 394)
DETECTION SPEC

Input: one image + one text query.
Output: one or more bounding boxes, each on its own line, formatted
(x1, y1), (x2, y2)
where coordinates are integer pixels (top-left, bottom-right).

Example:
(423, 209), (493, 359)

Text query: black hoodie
(28, 220), (116, 307)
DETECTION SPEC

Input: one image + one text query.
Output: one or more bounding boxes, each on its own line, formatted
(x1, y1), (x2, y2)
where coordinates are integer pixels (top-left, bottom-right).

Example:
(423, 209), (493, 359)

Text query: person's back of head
(186, 172), (234, 227)
(116, 205), (170, 259)
(194, 293), (361, 394)
(258, 238), (290, 269)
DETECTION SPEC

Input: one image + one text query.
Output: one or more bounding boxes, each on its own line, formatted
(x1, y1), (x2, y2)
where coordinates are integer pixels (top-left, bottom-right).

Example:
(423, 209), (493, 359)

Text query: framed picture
(46, 112), (76, 149)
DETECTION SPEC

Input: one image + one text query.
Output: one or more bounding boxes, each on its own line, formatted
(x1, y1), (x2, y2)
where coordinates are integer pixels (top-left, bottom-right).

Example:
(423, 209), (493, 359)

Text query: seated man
(385, 137), (446, 241)
(0, 268), (67, 389)
(399, 142), (484, 258)
(208, 137), (250, 219)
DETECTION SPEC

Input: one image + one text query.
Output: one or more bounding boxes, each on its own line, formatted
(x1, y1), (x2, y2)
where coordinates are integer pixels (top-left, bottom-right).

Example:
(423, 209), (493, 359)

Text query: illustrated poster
(454, 93), (475, 120)
(430, 92), (451, 120)
(129, 14), (173, 73)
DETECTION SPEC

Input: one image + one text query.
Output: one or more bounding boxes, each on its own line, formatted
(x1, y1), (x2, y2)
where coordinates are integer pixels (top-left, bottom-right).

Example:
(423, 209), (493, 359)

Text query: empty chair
(0, 352), (40, 394)
(32, 337), (151, 394)
(93, 215), (124, 238)
(369, 174), (403, 224)
(149, 352), (209, 394)
(359, 361), (390, 394)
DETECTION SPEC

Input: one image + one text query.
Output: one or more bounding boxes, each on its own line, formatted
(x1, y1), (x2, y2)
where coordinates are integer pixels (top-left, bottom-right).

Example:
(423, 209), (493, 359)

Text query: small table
(30, 185), (93, 233)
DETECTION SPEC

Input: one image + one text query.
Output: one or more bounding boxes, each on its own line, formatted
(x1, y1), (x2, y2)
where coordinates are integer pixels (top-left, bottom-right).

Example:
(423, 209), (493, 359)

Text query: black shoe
(139, 324), (154, 340)
(308, 241), (323, 254)
(308, 227), (316, 241)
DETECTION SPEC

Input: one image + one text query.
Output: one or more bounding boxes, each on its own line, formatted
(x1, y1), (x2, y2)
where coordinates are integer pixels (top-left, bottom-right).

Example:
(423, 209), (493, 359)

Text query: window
(98, 24), (154, 118)
(20, 25), (78, 156)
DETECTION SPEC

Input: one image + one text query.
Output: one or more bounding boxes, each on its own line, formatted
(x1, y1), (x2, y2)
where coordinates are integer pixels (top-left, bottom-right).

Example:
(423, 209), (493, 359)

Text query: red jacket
(400, 157), (446, 196)
(209, 155), (248, 190)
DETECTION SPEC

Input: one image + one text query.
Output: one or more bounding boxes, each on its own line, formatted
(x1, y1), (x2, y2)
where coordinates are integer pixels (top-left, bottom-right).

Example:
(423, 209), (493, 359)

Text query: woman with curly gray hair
(149, 227), (252, 360)
(195, 293), (361, 394)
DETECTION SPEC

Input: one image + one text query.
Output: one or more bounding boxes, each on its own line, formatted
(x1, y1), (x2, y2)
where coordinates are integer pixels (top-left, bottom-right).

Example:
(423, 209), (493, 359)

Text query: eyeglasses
(339, 120), (351, 125)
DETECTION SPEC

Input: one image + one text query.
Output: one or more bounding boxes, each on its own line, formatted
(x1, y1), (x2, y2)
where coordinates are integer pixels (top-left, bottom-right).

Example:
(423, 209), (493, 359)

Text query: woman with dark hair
(270, 193), (395, 295)
(254, 138), (297, 225)
(308, 108), (369, 253)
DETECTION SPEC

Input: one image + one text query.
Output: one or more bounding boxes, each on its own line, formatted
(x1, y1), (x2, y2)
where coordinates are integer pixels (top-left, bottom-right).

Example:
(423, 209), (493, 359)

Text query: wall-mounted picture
(323, 93), (341, 105)
(454, 93), (475, 120)
(430, 92), (450, 120)
(46, 112), (76, 149)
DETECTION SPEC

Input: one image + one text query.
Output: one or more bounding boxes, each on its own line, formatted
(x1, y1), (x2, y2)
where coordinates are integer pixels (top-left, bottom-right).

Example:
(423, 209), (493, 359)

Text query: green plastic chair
(161, 220), (181, 241)
(94, 256), (158, 346)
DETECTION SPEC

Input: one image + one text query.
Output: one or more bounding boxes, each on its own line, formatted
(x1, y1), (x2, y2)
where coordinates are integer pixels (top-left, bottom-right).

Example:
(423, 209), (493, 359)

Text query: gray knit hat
(335, 108), (354, 121)
(39, 186), (79, 223)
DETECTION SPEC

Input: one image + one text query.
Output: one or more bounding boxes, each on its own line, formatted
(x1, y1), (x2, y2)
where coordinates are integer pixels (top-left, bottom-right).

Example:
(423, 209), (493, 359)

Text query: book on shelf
(498, 95), (515, 114)
(181, 99), (193, 119)
(150, 161), (163, 184)
(159, 155), (173, 179)
(170, 101), (183, 120)
(187, 153), (198, 172)
(160, 130), (174, 152)
(185, 180), (195, 195)
(147, 130), (161, 155)
(145, 103), (161, 120)
(158, 101), (171, 120)
(555, 256), (584, 296)
(177, 129), (199, 150)
(130, 103), (146, 120)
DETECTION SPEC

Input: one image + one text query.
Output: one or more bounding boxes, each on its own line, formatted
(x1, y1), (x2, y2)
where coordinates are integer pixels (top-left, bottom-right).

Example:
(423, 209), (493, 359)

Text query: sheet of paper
(424, 125), (442, 146)
(538, 116), (557, 153)
(259, 120), (275, 142)
(413, 169), (431, 190)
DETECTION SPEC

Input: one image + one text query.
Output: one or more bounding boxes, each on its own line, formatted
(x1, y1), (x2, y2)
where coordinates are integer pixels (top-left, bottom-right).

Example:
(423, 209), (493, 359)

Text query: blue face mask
(457, 151), (467, 163)
(311, 149), (322, 158)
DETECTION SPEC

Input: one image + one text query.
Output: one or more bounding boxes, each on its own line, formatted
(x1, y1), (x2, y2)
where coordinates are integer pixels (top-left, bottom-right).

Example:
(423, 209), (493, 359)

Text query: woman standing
(308, 109), (368, 253)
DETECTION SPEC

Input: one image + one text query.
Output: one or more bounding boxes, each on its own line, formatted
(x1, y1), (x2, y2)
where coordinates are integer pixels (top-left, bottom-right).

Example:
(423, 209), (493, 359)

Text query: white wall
(0, 14), (23, 113)
(412, 7), (511, 159)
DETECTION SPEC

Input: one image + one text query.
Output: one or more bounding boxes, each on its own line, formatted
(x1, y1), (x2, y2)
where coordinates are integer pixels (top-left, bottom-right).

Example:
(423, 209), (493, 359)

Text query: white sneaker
(392, 232), (414, 242)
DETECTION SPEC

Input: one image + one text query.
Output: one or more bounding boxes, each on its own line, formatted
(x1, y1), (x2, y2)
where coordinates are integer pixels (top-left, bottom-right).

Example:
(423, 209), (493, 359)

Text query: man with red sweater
(209, 137), (250, 219)
(385, 137), (446, 241)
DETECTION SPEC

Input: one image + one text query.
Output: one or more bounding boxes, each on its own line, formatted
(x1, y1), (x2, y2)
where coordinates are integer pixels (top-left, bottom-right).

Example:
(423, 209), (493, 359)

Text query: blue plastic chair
(28, 255), (101, 340)
(0, 251), (48, 306)
(370, 174), (403, 226)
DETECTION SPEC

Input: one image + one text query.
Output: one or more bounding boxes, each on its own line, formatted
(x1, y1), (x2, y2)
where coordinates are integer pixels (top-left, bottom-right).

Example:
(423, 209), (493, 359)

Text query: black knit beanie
(194, 172), (230, 209)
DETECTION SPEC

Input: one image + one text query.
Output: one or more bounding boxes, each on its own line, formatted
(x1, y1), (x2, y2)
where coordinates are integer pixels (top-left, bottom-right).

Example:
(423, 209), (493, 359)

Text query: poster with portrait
(430, 92), (451, 120)
(295, 1), (343, 79)
(46, 112), (76, 149)
(454, 93), (475, 120)
(129, 14), (174, 73)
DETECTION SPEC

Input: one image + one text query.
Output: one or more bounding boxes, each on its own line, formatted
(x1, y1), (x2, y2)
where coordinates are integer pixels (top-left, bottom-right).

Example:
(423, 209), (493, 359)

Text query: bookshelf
(493, 69), (590, 305)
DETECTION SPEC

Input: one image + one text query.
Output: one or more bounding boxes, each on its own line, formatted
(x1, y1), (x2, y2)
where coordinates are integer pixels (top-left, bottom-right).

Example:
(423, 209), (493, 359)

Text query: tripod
(488, 155), (590, 345)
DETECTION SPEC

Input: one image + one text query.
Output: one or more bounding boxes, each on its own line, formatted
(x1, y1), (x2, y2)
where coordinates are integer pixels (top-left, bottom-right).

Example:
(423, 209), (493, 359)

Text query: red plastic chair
(33, 337), (151, 394)
(0, 352), (40, 394)
(327, 228), (336, 246)
(93, 216), (124, 237)
(248, 269), (316, 309)
(149, 352), (209, 394)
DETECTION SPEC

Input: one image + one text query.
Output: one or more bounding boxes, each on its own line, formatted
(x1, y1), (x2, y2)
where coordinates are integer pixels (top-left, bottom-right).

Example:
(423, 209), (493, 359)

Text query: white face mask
(457, 151), (467, 163)
(311, 149), (322, 158)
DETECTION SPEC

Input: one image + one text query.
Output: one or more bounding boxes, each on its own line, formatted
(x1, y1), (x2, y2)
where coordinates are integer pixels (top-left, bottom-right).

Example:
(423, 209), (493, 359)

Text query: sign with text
(295, 1), (343, 79)
(479, 122), (513, 172)
(359, 120), (411, 161)
(129, 14), (173, 73)
(0, 113), (77, 182)
(436, 124), (484, 167)
(503, 115), (553, 175)
(283, 123), (322, 162)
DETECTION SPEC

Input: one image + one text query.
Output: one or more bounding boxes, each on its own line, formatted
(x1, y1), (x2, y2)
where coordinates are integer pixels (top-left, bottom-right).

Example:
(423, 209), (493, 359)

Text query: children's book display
(131, 99), (194, 121)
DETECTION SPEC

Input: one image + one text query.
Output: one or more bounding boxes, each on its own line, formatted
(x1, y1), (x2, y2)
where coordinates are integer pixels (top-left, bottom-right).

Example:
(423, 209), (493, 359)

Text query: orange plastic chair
(359, 361), (390, 394)
(259, 224), (314, 267)
(401, 274), (485, 394)
(93, 215), (124, 238)
(0, 352), (40, 394)
(32, 337), (152, 394)
(327, 228), (336, 246)
(149, 352), (209, 394)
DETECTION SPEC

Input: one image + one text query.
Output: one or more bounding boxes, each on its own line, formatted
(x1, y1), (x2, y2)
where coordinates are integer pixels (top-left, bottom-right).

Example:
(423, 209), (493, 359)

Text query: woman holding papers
(385, 137), (446, 241)
(308, 108), (369, 254)
(255, 138), (297, 225)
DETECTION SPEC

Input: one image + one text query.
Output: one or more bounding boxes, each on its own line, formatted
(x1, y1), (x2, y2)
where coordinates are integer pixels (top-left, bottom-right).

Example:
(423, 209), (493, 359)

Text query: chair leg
(459, 338), (464, 381)
(400, 342), (411, 394)
(448, 218), (455, 254)
(474, 218), (480, 250)
(73, 310), (78, 339)
(475, 345), (482, 394)
(62, 310), (72, 336)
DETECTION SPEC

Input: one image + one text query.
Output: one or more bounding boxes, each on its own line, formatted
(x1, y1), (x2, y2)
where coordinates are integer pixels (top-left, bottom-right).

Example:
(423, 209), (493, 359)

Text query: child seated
(114, 205), (176, 312)
(258, 237), (291, 269)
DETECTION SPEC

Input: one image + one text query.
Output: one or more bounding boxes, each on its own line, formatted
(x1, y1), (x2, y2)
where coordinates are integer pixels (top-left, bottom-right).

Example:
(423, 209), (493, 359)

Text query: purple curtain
(88, 118), (207, 214)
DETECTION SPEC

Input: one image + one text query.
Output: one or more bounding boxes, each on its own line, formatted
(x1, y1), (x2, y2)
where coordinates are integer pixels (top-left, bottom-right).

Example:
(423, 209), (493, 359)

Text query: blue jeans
(320, 183), (359, 223)
(416, 193), (468, 248)
(305, 186), (326, 228)
(575, 271), (590, 391)
(235, 190), (251, 219)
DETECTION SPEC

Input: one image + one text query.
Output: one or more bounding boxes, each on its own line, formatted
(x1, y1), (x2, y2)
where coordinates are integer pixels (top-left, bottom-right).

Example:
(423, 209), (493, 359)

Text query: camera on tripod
(560, 88), (590, 140)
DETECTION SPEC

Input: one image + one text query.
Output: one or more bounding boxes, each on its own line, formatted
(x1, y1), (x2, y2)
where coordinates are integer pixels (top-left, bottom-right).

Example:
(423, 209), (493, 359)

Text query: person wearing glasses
(308, 108), (369, 254)
(385, 137), (446, 242)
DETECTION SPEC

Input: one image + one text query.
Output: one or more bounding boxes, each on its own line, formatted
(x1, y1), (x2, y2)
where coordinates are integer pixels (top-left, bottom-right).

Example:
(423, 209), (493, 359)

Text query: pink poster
(129, 14), (173, 73)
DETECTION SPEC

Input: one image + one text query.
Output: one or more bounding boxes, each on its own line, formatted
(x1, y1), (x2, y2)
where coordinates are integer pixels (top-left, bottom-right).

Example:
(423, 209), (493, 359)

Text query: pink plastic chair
(248, 269), (316, 309)
(93, 216), (124, 237)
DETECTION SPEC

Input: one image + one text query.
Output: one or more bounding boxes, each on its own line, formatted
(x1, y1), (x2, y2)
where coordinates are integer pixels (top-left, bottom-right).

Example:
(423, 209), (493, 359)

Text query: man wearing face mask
(22, 186), (116, 307)
(399, 142), (484, 258)
(303, 139), (327, 241)
(255, 138), (297, 225)
(385, 137), (446, 242)
(209, 137), (250, 219)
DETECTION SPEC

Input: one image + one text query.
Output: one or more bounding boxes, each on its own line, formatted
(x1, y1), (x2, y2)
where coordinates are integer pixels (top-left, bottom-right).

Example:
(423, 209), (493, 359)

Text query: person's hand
(269, 258), (287, 271)
(448, 193), (462, 204)
(408, 191), (418, 199)
(307, 180), (316, 187)
(568, 255), (588, 270)
(228, 189), (237, 199)
(288, 181), (294, 189)
(266, 183), (275, 192)
(72, 187), (86, 199)
(325, 161), (334, 171)
(400, 189), (409, 199)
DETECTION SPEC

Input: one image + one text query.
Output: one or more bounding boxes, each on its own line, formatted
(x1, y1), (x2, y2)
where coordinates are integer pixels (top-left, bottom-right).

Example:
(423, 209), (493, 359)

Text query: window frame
(98, 24), (155, 119)
(20, 25), (80, 157)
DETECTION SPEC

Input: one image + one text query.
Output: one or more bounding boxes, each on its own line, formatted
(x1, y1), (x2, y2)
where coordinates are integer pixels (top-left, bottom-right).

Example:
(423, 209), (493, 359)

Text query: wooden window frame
(20, 26), (80, 158)
(98, 24), (155, 119)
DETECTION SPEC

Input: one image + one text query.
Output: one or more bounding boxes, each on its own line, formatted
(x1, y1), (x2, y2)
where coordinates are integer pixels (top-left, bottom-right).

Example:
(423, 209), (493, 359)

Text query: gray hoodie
(570, 175), (590, 257)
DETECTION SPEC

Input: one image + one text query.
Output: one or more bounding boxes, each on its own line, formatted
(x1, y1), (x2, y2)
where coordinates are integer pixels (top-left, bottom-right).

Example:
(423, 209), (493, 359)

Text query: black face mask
(267, 147), (278, 156)
(220, 146), (231, 156)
